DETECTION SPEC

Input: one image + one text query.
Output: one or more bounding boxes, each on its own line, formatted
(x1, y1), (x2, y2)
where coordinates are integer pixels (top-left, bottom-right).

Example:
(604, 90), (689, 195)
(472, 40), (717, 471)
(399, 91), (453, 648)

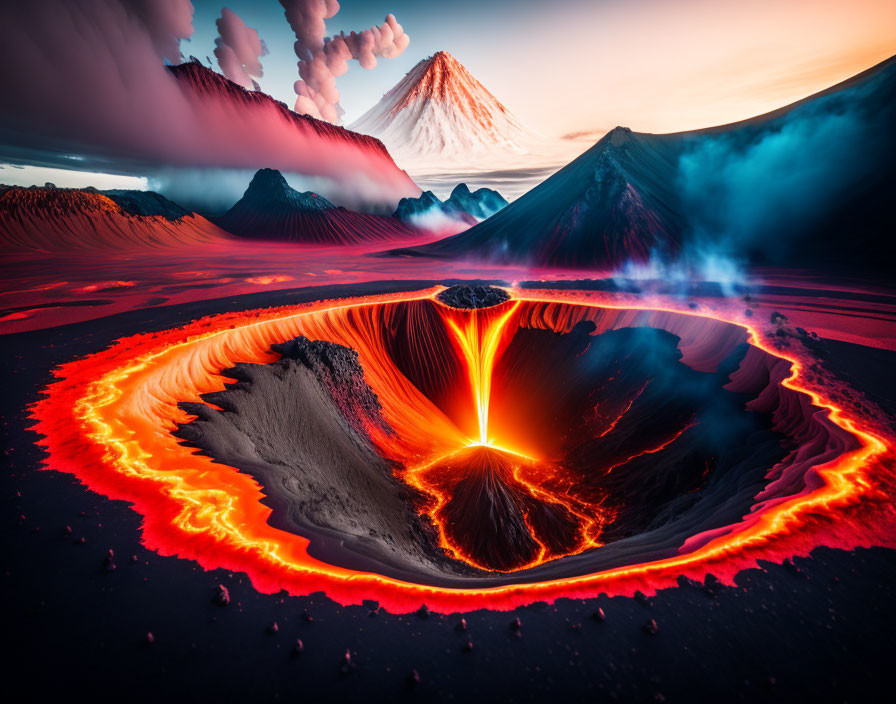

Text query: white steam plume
(214, 8), (269, 90)
(278, 1), (410, 122)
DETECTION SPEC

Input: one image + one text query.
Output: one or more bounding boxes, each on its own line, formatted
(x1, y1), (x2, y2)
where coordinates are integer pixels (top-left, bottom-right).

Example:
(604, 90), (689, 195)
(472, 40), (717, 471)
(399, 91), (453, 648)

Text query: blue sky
(2, 0), (893, 190)
(187, 0), (896, 135)
(188, 0), (562, 125)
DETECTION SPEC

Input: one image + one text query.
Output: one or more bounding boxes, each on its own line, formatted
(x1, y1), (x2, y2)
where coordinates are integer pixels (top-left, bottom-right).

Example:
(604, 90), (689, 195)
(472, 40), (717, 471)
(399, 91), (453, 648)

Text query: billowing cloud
(0, 0), (419, 208)
(279, 1), (410, 122)
(214, 8), (268, 90)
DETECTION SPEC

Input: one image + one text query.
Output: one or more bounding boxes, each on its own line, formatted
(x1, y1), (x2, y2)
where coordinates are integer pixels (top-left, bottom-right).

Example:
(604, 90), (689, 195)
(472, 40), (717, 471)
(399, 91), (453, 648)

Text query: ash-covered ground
(3, 280), (896, 702)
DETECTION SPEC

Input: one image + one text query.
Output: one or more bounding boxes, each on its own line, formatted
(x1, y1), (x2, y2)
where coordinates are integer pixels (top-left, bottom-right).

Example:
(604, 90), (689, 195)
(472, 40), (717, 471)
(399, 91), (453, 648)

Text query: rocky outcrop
(436, 285), (510, 309)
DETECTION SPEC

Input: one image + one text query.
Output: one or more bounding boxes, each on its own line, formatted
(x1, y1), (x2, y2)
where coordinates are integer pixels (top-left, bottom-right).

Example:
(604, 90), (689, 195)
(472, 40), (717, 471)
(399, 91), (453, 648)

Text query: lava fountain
(30, 285), (896, 612)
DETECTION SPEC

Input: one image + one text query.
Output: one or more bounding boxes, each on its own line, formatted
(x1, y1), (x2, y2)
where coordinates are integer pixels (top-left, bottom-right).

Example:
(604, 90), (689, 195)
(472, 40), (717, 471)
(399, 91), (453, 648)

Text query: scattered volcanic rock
(0, 185), (229, 252)
(214, 584), (230, 606)
(340, 649), (353, 673)
(213, 168), (418, 244)
(436, 285), (510, 309)
(349, 51), (538, 167)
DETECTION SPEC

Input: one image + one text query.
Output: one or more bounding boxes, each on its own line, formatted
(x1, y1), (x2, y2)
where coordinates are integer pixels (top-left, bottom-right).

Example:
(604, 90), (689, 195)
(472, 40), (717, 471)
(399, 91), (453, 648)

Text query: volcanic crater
(173, 286), (853, 586)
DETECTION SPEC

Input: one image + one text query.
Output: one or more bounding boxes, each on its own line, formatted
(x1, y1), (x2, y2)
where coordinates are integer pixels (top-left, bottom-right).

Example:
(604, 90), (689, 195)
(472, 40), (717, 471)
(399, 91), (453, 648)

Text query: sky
(2, 0), (894, 190)
(185, 0), (896, 134)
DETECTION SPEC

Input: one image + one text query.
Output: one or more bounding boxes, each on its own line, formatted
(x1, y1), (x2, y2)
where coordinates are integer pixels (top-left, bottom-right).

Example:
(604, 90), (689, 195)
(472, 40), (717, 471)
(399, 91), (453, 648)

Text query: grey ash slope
(388, 55), (896, 272)
(175, 337), (477, 582)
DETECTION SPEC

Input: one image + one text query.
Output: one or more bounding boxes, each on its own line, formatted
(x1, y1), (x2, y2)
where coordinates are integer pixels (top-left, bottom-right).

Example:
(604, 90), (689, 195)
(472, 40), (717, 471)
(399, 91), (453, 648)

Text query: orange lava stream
(603, 420), (697, 475)
(30, 286), (896, 612)
(597, 382), (649, 438)
(441, 299), (520, 445)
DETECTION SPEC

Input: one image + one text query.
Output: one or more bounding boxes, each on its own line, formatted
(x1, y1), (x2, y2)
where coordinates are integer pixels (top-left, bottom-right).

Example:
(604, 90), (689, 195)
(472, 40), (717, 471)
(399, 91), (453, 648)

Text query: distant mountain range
(389, 56), (896, 273)
(0, 167), (507, 252)
(394, 184), (508, 232)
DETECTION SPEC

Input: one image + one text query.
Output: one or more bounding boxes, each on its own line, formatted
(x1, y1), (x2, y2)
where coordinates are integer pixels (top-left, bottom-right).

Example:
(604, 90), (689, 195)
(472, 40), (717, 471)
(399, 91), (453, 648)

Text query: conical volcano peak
(416, 52), (467, 88)
(241, 169), (334, 212)
(348, 50), (539, 166)
(430, 50), (455, 62)
(246, 168), (291, 196)
(399, 51), (498, 108)
(426, 50), (460, 69)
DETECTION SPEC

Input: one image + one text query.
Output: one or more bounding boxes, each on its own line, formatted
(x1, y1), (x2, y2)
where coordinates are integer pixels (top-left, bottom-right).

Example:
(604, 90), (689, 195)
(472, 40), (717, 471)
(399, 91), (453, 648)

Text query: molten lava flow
(441, 300), (520, 445)
(402, 437), (610, 573)
(387, 297), (611, 573)
(29, 286), (896, 613)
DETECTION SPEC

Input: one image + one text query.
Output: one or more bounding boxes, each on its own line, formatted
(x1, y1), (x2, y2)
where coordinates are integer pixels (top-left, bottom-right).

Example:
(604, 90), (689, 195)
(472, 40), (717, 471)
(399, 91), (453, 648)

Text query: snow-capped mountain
(349, 52), (538, 169)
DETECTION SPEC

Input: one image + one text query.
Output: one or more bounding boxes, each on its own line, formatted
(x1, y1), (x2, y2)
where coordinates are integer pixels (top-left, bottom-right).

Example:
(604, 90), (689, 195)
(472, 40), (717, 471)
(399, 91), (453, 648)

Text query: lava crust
(436, 284), (511, 309)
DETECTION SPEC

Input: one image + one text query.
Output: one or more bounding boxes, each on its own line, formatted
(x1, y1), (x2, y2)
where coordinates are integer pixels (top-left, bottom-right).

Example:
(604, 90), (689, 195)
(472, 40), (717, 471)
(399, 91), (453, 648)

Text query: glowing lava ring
(31, 286), (894, 612)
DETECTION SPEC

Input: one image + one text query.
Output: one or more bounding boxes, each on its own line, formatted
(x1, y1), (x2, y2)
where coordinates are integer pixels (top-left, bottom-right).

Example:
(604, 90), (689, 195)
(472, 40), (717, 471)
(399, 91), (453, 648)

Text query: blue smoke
(676, 67), (893, 266)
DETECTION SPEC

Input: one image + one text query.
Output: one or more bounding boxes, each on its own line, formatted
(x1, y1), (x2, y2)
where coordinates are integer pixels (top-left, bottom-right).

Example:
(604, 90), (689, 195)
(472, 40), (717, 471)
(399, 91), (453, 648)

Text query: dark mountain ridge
(213, 169), (418, 245)
(389, 55), (896, 273)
